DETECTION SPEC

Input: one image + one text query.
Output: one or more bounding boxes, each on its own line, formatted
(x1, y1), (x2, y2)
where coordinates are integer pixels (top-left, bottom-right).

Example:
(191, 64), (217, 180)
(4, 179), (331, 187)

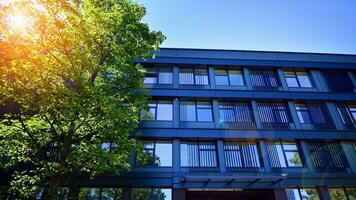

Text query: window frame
(284, 70), (313, 88)
(180, 99), (213, 122)
(179, 66), (209, 85)
(180, 141), (218, 168)
(286, 187), (320, 200)
(141, 100), (173, 121)
(136, 140), (173, 167)
(143, 64), (173, 85)
(295, 103), (313, 124)
(268, 141), (303, 168)
(214, 67), (244, 86)
(218, 101), (254, 123)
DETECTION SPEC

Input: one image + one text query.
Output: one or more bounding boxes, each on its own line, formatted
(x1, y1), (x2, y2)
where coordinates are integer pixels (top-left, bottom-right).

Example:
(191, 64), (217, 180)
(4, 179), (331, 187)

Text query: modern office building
(72, 48), (356, 200)
(2, 48), (356, 200)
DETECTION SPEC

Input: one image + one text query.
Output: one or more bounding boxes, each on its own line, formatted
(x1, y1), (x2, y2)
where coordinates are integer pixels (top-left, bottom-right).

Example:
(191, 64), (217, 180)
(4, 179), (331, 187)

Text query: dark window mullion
(280, 141), (290, 168)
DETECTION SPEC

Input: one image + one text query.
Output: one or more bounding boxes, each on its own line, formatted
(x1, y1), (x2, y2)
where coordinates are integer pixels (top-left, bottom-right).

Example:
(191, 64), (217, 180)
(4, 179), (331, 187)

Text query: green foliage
(0, 0), (164, 199)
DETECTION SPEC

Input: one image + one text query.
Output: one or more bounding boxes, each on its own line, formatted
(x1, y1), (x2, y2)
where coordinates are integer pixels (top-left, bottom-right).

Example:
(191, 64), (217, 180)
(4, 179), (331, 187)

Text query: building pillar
(243, 67), (253, 90)
(317, 186), (331, 200)
(310, 70), (328, 92)
(212, 99), (221, 128)
(287, 101), (302, 130)
(300, 141), (316, 173)
(173, 65), (180, 88)
(173, 139), (181, 173)
(325, 102), (344, 130)
(121, 188), (132, 200)
(217, 140), (226, 173)
(273, 189), (288, 200)
(259, 140), (272, 172)
(251, 100), (262, 129)
(208, 65), (216, 89)
(341, 142), (356, 172)
(277, 69), (288, 91)
(173, 98), (180, 128)
(173, 189), (186, 200)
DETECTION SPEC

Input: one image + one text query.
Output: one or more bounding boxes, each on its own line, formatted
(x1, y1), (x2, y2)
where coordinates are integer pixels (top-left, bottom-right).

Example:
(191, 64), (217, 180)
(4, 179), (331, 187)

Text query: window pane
(180, 101), (196, 121)
(144, 76), (157, 84)
(297, 111), (312, 124)
(300, 188), (319, 200)
(101, 188), (122, 200)
(346, 188), (356, 200)
(157, 101), (172, 121)
(195, 74), (209, 85)
(179, 68), (194, 85)
(229, 69), (244, 86)
(286, 189), (301, 200)
(283, 143), (298, 151)
(276, 144), (287, 167)
(158, 67), (173, 84)
(79, 188), (101, 200)
(286, 77), (299, 87)
(155, 143), (172, 167)
(215, 75), (229, 85)
(285, 151), (302, 167)
(297, 72), (313, 88)
(219, 103), (235, 122)
(215, 68), (228, 75)
(197, 109), (213, 121)
(329, 188), (347, 200)
(180, 143), (189, 166)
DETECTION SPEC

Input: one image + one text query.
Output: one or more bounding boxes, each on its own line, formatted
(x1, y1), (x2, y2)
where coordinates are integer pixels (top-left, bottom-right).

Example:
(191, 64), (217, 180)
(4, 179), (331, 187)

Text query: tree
(0, 0), (165, 199)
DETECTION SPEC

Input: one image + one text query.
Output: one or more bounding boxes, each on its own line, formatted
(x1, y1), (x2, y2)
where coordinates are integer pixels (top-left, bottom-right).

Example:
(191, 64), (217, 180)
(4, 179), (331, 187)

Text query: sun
(7, 12), (34, 34)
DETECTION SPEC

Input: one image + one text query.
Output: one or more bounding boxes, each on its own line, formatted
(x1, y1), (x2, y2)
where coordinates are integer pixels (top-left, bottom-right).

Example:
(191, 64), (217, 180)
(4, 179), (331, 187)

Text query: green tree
(0, 0), (164, 199)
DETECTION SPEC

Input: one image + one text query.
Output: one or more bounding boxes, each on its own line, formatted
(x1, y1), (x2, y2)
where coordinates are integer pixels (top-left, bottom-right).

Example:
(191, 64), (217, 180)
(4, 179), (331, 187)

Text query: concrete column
(251, 100), (262, 129)
(217, 140), (226, 173)
(341, 142), (356, 172)
(243, 67), (253, 90)
(212, 99), (221, 128)
(317, 186), (331, 200)
(277, 69), (288, 91)
(173, 65), (180, 88)
(173, 98), (180, 128)
(173, 139), (181, 173)
(121, 188), (132, 200)
(310, 70), (328, 92)
(259, 140), (272, 172)
(300, 141), (316, 173)
(325, 102), (344, 130)
(274, 189), (288, 200)
(287, 101), (302, 130)
(173, 189), (186, 200)
(208, 65), (216, 89)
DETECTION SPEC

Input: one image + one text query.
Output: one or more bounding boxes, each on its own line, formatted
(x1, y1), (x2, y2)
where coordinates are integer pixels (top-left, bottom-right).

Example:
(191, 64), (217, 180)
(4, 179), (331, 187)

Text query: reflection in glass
(329, 188), (347, 200)
(131, 188), (171, 200)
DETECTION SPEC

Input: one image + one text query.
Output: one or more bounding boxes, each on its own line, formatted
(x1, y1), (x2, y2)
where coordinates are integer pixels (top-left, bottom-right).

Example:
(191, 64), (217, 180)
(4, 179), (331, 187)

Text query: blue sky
(137, 0), (356, 54)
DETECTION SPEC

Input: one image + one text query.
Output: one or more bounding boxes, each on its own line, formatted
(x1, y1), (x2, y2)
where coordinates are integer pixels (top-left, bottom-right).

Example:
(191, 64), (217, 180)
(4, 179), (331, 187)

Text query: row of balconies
(139, 98), (356, 131)
(142, 64), (356, 94)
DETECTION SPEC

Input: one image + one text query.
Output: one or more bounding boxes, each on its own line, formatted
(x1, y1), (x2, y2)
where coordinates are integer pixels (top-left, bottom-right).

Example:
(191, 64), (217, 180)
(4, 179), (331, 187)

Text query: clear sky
(137, 0), (356, 54)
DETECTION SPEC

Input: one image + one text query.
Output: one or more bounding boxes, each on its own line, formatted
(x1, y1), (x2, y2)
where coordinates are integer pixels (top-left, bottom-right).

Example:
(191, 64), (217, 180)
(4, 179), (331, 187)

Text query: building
(2, 48), (356, 200)
(73, 48), (356, 200)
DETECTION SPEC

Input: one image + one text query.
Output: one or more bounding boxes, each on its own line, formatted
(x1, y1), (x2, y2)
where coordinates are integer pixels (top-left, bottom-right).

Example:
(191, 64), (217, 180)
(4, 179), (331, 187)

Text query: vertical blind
(308, 142), (349, 172)
(181, 142), (218, 170)
(224, 142), (260, 171)
(179, 67), (209, 85)
(257, 100), (291, 129)
(250, 69), (281, 90)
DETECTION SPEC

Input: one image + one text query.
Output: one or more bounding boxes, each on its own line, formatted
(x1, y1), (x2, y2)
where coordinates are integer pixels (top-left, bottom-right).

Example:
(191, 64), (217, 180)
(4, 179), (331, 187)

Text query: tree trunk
(68, 185), (80, 200)
(42, 173), (62, 200)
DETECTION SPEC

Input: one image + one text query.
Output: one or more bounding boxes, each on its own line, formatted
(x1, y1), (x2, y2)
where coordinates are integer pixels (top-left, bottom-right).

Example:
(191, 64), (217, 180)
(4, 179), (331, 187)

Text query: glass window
(257, 101), (291, 124)
(131, 188), (171, 200)
(284, 70), (313, 88)
(287, 188), (319, 200)
(329, 188), (347, 200)
(215, 67), (244, 86)
(79, 188), (122, 200)
(137, 141), (172, 167)
(179, 66), (209, 85)
(224, 142), (260, 168)
(219, 101), (254, 123)
(346, 188), (356, 200)
(180, 100), (213, 122)
(141, 100), (172, 121)
(180, 142), (218, 167)
(349, 104), (356, 122)
(250, 69), (281, 89)
(144, 65), (173, 84)
(295, 103), (312, 124)
(267, 142), (302, 168)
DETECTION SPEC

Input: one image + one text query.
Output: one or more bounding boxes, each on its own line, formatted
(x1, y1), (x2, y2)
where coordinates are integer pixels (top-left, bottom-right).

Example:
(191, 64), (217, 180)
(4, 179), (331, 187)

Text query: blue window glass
(295, 103), (312, 124)
(141, 100), (172, 121)
(180, 100), (213, 122)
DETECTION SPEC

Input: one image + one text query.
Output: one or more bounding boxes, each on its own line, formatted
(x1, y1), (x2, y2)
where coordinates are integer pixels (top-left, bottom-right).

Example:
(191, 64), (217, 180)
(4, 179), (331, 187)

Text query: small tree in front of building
(0, 0), (164, 199)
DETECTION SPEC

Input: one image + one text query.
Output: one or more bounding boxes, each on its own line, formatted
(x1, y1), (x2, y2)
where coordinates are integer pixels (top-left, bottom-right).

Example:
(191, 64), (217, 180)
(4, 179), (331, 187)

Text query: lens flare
(7, 12), (33, 34)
